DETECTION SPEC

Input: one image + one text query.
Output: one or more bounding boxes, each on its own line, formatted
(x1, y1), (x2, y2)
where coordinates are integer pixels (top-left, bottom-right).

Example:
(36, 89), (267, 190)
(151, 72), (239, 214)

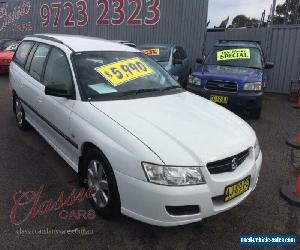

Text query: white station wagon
(9, 34), (262, 226)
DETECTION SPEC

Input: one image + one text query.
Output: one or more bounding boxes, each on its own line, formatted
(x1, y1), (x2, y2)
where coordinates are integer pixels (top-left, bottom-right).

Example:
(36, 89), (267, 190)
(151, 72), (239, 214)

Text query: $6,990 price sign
(40, 0), (161, 28)
(95, 58), (154, 87)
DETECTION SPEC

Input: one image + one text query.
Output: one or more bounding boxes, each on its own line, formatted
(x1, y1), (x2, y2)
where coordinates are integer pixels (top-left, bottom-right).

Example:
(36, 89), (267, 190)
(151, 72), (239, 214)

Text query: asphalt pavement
(0, 74), (299, 250)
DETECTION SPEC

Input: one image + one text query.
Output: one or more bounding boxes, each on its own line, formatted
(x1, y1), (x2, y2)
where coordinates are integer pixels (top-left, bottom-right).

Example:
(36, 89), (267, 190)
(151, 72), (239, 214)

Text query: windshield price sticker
(143, 49), (160, 56)
(217, 49), (250, 61)
(95, 58), (154, 87)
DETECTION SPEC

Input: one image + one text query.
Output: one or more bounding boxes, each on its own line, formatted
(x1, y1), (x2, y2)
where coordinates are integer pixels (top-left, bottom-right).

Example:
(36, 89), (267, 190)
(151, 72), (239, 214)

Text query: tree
(274, 0), (300, 25)
(232, 15), (249, 28)
(232, 15), (260, 28)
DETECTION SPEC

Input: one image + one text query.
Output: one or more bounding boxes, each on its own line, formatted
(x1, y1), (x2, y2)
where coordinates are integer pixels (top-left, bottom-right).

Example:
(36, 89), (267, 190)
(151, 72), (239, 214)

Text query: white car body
(9, 34), (262, 226)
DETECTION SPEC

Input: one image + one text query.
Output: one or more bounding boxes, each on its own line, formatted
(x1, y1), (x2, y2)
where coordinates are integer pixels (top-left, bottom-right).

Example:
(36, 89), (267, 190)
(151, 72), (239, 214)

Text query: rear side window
(14, 41), (34, 68)
(44, 48), (73, 88)
(25, 43), (38, 72)
(29, 44), (50, 82)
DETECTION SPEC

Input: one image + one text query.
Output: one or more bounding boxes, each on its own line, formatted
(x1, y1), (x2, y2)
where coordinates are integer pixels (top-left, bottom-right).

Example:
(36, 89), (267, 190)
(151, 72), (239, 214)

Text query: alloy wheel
(15, 98), (23, 125)
(87, 160), (109, 208)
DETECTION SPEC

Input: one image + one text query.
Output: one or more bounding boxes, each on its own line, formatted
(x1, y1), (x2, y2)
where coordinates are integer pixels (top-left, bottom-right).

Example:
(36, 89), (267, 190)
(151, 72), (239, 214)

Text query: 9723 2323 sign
(40, 0), (161, 28)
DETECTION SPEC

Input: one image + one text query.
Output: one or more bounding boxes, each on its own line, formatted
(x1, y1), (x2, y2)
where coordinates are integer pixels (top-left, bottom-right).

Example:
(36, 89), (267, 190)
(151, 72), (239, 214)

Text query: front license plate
(210, 95), (229, 104)
(224, 176), (251, 202)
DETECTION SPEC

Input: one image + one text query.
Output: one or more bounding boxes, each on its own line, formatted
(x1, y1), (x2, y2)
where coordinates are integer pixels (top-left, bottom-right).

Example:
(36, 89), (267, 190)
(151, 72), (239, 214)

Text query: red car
(0, 41), (20, 74)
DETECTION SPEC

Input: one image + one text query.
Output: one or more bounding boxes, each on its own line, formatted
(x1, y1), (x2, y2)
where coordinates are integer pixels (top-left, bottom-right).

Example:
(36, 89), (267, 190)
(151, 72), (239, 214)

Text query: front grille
(207, 149), (250, 174)
(205, 81), (237, 93)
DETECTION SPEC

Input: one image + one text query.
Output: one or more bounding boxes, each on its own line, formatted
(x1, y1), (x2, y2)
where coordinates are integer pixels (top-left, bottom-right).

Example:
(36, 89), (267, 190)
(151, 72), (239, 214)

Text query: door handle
(38, 98), (43, 103)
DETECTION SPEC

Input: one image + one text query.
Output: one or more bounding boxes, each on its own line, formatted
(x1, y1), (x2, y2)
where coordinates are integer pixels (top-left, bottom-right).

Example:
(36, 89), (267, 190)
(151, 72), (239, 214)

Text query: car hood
(194, 65), (263, 83)
(90, 92), (256, 166)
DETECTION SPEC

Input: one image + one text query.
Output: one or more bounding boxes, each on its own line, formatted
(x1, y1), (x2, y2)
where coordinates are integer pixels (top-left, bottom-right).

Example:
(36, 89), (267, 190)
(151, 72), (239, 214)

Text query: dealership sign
(39, 0), (160, 28)
(0, 0), (161, 33)
(0, 0), (32, 32)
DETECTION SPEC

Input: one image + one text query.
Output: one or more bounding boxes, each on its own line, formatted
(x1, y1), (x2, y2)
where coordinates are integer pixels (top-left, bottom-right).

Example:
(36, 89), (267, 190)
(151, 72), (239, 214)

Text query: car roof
(112, 40), (137, 48)
(138, 44), (174, 49)
(215, 40), (261, 49)
(112, 40), (134, 44)
(24, 34), (140, 53)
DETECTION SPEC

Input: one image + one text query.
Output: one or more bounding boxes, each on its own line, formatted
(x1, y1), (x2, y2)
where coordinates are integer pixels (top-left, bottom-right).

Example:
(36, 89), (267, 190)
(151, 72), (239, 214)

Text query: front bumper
(187, 84), (263, 111)
(115, 151), (262, 227)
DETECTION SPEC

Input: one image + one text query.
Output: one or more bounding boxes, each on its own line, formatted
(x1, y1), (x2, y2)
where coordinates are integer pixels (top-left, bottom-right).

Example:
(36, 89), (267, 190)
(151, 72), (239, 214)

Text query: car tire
(14, 95), (30, 131)
(82, 148), (121, 219)
(251, 107), (262, 120)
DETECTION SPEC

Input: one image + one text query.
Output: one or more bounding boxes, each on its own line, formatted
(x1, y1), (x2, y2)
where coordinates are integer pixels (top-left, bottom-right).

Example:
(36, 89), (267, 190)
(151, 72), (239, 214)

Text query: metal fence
(0, 0), (208, 69)
(205, 25), (300, 94)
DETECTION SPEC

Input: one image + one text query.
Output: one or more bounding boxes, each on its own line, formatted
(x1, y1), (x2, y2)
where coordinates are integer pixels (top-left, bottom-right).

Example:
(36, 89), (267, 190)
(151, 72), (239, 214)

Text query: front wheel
(83, 148), (121, 219)
(14, 96), (30, 130)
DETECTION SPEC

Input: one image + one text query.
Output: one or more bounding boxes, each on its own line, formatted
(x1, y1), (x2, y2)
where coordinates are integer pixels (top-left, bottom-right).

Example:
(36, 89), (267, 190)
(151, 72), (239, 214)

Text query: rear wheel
(14, 96), (30, 130)
(83, 148), (121, 219)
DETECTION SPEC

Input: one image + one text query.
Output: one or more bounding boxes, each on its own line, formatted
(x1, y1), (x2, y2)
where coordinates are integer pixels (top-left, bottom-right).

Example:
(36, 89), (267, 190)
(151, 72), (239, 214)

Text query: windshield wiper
(160, 86), (182, 92)
(247, 66), (262, 70)
(119, 88), (161, 96)
(136, 88), (161, 94)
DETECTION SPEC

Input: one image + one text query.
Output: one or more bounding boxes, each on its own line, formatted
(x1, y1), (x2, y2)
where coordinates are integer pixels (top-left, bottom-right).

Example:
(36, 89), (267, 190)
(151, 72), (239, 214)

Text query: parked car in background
(0, 40), (20, 74)
(10, 34), (261, 226)
(188, 40), (274, 119)
(138, 44), (191, 88)
(0, 39), (15, 50)
(113, 40), (136, 48)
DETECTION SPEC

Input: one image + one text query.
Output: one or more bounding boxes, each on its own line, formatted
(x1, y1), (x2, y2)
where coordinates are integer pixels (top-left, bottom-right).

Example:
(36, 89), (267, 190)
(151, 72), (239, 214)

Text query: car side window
(13, 41), (34, 68)
(29, 44), (50, 82)
(174, 46), (187, 60)
(43, 47), (73, 88)
(25, 43), (38, 72)
(179, 47), (187, 59)
(173, 47), (181, 60)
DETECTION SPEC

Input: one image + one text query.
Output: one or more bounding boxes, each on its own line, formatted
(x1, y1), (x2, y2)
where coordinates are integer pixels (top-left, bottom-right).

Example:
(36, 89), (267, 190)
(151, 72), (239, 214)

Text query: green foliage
(232, 15), (260, 28)
(274, 0), (300, 24)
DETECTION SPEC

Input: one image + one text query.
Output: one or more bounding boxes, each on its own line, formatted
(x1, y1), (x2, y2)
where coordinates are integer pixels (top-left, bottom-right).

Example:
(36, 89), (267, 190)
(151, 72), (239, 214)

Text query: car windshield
(205, 46), (263, 69)
(139, 47), (171, 62)
(73, 51), (180, 100)
(1, 41), (19, 51)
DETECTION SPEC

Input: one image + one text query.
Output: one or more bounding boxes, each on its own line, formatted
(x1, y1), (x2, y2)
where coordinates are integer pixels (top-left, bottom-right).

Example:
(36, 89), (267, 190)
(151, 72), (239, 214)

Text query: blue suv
(188, 40), (274, 119)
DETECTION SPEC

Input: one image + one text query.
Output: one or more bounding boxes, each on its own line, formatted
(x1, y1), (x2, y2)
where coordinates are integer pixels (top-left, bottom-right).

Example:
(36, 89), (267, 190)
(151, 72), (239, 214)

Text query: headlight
(189, 75), (202, 86)
(142, 162), (206, 186)
(244, 82), (262, 91)
(254, 138), (260, 160)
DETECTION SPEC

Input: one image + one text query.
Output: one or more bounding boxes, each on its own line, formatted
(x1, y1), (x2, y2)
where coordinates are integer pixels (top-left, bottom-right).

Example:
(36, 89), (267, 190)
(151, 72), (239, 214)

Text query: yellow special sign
(95, 57), (154, 87)
(143, 48), (160, 56)
(217, 49), (250, 61)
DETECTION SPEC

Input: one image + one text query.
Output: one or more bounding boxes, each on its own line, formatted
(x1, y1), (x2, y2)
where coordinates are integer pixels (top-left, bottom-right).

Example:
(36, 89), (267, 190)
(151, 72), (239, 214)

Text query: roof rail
(27, 34), (75, 52)
(218, 40), (261, 45)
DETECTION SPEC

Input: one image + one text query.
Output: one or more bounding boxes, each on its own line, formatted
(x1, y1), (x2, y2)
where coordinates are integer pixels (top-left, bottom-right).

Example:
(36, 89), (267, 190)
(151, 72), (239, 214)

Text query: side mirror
(265, 62), (274, 69)
(45, 84), (73, 99)
(173, 58), (183, 65)
(196, 58), (203, 64)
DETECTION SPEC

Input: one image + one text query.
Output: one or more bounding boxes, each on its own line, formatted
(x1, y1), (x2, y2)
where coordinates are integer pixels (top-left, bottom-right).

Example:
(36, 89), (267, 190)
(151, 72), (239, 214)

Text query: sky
(208, 0), (286, 27)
